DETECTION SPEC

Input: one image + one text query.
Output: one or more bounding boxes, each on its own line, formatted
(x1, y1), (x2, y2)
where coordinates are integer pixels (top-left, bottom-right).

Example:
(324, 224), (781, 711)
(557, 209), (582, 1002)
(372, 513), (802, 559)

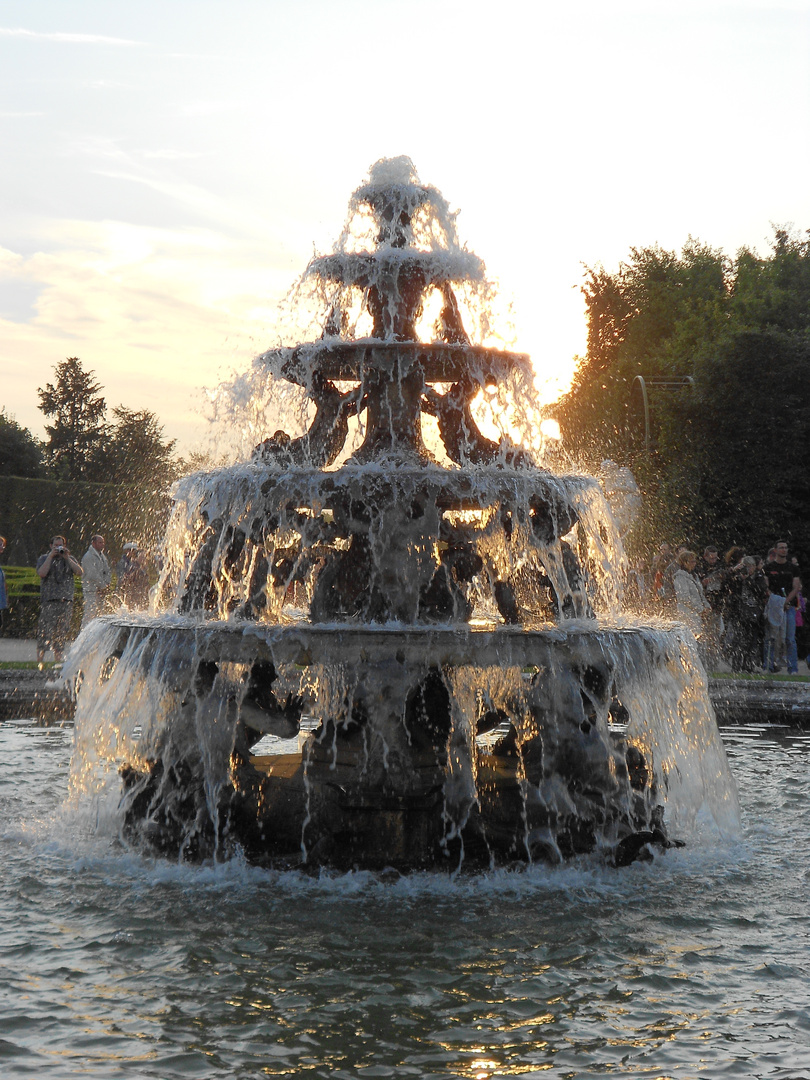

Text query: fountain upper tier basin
(306, 249), (485, 287)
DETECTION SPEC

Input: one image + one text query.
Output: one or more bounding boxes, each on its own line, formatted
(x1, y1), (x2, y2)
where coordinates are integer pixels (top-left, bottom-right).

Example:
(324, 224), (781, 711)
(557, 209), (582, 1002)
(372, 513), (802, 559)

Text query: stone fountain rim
(95, 615), (681, 670)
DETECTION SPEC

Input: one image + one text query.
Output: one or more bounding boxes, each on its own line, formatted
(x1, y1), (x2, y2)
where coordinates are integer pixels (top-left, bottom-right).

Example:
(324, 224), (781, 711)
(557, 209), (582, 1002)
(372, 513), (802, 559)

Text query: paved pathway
(0, 638), (46, 663)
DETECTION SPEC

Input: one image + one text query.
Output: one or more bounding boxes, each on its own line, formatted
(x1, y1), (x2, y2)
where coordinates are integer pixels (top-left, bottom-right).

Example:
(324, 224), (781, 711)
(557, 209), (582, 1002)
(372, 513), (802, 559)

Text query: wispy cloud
(141, 149), (210, 161)
(178, 99), (245, 118)
(1, 221), (289, 449)
(92, 166), (279, 241)
(0, 27), (144, 46)
(63, 135), (275, 240)
(164, 52), (229, 62)
(84, 79), (138, 90)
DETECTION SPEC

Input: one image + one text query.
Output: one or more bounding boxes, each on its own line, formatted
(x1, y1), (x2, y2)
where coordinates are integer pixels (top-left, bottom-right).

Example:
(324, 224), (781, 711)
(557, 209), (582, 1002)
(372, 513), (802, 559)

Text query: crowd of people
(629, 540), (806, 674)
(28, 533), (152, 666)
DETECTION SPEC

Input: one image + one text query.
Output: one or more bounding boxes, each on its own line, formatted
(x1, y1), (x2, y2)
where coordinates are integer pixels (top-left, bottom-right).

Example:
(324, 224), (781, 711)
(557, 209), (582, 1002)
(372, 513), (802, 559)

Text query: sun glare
(539, 417), (561, 441)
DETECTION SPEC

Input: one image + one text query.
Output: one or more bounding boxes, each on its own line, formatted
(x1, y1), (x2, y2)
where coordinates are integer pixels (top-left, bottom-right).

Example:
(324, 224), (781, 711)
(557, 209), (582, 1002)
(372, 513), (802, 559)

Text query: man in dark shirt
(763, 540), (801, 674)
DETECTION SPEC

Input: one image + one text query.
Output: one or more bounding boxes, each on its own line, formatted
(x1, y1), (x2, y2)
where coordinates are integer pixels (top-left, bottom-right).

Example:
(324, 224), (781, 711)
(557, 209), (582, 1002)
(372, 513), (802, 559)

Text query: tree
(730, 228), (810, 334)
(555, 228), (810, 555)
(0, 410), (45, 478)
(98, 406), (181, 490)
(38, 358), (107, 480)
(177, 447), (231, 474)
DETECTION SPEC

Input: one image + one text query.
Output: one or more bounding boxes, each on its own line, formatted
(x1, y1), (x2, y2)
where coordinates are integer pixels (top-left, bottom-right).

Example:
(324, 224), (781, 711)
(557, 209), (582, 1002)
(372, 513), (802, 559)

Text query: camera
(56, 546), (65, 553)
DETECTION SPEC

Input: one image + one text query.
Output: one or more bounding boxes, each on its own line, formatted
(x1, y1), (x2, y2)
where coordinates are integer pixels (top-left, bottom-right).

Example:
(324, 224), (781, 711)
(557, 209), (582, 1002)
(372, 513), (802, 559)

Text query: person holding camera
(36, 534), (82, 667)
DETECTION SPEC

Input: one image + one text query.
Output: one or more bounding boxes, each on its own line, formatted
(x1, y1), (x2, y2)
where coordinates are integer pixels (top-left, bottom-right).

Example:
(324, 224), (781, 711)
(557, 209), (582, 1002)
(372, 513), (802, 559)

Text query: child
(763, 591), (786, 672)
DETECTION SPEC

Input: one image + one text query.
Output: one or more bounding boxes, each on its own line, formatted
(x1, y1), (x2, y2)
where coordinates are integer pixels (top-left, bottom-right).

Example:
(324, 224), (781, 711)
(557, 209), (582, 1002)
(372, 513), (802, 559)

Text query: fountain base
(68, 617), (728, 871)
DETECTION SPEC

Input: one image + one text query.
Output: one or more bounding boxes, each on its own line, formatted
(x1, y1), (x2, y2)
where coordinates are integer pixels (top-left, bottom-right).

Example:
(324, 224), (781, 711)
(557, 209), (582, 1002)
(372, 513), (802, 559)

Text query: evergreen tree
(98, 406), (180, 489)
(38, 358), (107, 480)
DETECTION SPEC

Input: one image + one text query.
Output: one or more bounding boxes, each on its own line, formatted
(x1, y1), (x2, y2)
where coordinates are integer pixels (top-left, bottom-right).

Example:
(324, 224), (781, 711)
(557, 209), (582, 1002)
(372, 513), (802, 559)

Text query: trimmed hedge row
(2, 566), (48, 637)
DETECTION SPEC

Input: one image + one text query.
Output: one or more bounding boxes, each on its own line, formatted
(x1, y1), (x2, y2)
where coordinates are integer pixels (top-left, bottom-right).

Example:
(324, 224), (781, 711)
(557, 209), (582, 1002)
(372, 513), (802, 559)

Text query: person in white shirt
(81, 534), (112, 627)
(673, 549), (711, 658)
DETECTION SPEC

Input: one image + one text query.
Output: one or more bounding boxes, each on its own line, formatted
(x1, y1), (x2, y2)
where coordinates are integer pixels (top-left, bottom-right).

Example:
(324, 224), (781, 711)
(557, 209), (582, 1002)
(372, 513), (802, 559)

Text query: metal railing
(631, 375), (694, 451)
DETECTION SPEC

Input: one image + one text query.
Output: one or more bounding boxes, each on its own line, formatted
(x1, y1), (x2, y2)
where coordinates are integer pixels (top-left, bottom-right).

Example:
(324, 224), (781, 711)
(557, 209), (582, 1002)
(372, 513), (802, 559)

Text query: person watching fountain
(0, 535), (7, 632)
(36, 535), (82, 667)
(116, 543), (150, 610)
(673, 550), (711, 660)
(697, 545), (723, 666)
(698, 545), (720, 584)
(81, 534), (112, 627)
(763, 540), (802, 674)
(722, 555), (768, 672)
(652, 542), (672, 585)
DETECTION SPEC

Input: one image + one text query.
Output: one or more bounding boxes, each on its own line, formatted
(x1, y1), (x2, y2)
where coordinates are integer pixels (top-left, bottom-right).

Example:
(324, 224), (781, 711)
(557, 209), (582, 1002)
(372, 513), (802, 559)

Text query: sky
(1, 0), (809, 452)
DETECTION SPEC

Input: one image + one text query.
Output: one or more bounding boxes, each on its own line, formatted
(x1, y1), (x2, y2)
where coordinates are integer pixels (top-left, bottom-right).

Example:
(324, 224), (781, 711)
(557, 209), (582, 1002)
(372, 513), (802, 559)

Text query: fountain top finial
(366, 155), (420, 188)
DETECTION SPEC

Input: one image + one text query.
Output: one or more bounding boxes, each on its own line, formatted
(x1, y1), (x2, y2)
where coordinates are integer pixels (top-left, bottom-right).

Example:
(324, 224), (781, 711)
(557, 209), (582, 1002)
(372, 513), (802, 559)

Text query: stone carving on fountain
(67, 158), (740, 872)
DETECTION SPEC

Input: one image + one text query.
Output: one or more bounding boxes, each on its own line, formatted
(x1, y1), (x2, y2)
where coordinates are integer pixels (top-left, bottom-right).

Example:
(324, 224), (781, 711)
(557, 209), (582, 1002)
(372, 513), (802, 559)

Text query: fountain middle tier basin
(261, 339), (532, 386)
(69, 617), (739, 872)
(176, 461), (588, 525)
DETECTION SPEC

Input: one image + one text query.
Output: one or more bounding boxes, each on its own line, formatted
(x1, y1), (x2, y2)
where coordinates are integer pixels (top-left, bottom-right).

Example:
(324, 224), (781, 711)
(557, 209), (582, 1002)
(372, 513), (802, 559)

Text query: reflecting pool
(0, 721), (807, 1079)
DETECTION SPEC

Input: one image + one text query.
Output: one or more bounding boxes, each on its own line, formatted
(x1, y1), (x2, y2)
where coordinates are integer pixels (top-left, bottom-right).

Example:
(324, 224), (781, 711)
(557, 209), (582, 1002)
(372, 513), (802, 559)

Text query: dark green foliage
(0, 361), (181, 621)
(731, 229), (810, 334)
(37, 359), (181, 488)
(0, 475), (170, 568)
(0, 410), (45, 478)
(94, 406), (181, 489)
(38, 357), (108, 481)
(685, 330), (810, 547)
(556, 228), (810, 557)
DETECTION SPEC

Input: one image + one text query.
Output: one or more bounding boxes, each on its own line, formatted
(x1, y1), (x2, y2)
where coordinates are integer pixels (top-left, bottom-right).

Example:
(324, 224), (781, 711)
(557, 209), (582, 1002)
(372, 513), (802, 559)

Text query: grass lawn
(709, 670), (810, 683)
(0, 660), (61, 671)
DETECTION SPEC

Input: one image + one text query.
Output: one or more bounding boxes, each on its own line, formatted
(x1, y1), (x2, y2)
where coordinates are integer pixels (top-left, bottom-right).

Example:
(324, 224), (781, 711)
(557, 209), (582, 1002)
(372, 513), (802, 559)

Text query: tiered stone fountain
(68, 158), (739, 870)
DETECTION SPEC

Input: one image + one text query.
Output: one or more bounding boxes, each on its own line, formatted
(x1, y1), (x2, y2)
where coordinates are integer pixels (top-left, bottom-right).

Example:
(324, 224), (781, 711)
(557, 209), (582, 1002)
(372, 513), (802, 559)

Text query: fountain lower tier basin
(70, 617), (733, 871)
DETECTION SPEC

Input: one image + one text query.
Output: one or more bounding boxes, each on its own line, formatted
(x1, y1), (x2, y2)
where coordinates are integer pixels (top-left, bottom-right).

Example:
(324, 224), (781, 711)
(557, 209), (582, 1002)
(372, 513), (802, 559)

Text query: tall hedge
(0, 476), (171, 566)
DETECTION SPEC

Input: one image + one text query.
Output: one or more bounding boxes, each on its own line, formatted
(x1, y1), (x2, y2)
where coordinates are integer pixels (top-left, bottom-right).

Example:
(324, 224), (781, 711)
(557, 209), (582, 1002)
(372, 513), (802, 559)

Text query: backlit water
(1, 721), (808, 1079)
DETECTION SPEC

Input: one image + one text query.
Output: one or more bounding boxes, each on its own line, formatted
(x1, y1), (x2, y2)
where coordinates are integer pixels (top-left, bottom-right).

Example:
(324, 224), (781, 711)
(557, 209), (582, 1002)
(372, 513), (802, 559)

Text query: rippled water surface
(1, 721), (809, 1079)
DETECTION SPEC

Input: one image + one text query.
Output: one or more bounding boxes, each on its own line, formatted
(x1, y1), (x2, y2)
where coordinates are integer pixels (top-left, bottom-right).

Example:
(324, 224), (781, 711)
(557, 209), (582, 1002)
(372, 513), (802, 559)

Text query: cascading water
(65, 157), (740, 871)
